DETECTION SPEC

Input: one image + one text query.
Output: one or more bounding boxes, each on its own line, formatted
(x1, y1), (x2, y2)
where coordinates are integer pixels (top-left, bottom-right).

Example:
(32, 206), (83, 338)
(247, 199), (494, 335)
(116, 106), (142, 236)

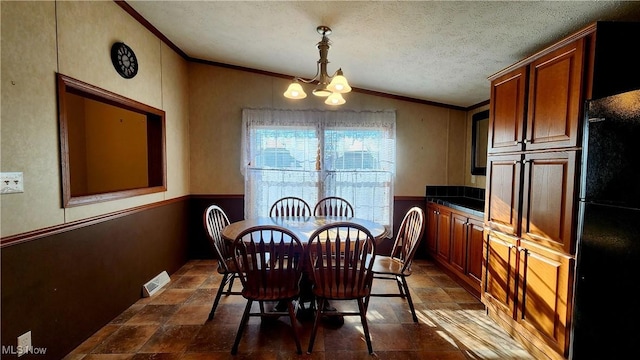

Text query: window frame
(241, 109), (395, 227)
(57, 73), (166, 207)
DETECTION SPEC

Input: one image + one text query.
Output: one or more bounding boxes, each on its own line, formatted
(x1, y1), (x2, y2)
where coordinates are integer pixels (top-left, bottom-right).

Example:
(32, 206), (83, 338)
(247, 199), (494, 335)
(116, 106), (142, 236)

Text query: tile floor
(64, 258), (536, 359)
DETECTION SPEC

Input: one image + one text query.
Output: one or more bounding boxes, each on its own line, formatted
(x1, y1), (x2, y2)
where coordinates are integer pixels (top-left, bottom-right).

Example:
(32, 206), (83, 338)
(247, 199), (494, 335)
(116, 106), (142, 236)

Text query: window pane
(324, 171), (392, 225)
(324, 128), (394, 172)
(249, 127), (318, 171)
(244, 168), (319, 218)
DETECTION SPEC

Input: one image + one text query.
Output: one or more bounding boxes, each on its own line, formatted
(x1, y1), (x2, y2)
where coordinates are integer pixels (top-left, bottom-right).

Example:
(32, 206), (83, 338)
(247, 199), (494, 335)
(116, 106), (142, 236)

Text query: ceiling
(126, 1), (640, 109)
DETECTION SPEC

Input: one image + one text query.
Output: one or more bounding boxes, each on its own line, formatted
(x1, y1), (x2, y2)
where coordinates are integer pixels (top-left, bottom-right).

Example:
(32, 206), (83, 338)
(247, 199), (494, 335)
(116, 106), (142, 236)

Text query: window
(241, 109), (396, 228)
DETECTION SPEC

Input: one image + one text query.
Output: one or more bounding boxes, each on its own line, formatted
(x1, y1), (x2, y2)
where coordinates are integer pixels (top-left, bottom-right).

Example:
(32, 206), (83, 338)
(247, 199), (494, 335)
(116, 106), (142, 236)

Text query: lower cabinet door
(517, 240), (575, 356)
(436, 207), (452, 262)
(466, 218), (484, 285)
(426, 203), (439, 254)
(482, 231), (518, 318)
(450, 213), (468, 273)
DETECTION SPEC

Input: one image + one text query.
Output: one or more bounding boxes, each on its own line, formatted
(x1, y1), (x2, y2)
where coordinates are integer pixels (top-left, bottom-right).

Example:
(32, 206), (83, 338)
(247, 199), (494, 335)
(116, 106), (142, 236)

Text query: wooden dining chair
(313, 196), (354, 217)
(269, 196), (311, 217)
(306, 222), (377, 355)
(366, 206), (425, 322)
(230, 225), (304, 355)
(202, 204), (242, 321)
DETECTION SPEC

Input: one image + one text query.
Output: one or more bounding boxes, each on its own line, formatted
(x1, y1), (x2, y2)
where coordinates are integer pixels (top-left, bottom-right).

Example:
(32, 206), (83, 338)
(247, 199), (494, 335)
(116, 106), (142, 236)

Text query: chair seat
(219, 254), (272, 274)
(371, 256), (412, 277)
(242, 271), (301, 301)
(242, 286), (300, 301)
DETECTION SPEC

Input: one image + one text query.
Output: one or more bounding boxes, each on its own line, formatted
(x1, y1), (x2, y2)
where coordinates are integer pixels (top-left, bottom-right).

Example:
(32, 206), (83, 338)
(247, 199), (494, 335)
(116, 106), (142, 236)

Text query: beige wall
(188, 64), (470, 197)
(0, 1), (190, 237)
(1, 1), (483, 238)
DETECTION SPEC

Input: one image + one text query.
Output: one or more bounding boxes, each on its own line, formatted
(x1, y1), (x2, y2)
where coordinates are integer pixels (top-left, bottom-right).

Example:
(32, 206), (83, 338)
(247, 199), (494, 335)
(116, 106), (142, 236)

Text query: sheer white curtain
(241, 109), (396, 228)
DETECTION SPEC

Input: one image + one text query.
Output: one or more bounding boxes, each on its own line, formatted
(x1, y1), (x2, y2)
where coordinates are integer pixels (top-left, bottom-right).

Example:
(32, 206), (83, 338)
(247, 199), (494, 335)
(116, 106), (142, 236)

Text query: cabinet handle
(500, 244), (516, 304)
(523, 139), (529, 144)
(519, 247), (529, 320)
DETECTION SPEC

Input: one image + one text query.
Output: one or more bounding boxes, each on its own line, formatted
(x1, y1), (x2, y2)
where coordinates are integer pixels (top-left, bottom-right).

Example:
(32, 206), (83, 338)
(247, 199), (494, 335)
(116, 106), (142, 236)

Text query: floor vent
(142, 271), (170, 297)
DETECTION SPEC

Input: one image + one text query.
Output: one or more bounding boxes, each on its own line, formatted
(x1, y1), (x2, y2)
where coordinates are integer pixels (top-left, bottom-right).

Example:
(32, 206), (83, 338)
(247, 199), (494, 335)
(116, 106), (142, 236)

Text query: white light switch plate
(1, 172), (24, 194)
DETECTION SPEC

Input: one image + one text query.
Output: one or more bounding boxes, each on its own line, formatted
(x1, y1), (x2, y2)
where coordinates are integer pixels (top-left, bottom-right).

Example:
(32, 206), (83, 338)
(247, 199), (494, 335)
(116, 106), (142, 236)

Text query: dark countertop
(427, 196), (485, 219)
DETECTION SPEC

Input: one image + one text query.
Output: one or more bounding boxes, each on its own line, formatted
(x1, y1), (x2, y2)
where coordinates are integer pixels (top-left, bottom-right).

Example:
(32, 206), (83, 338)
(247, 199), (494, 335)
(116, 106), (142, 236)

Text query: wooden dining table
(221, 216), (389, 244)
(221, 215), (389, 323)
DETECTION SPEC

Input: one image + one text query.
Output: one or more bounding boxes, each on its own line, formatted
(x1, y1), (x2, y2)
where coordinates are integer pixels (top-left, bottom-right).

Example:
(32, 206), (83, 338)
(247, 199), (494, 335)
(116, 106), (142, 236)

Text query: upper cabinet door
(525, 39), (585, 151)
(488, 67), (527, 154)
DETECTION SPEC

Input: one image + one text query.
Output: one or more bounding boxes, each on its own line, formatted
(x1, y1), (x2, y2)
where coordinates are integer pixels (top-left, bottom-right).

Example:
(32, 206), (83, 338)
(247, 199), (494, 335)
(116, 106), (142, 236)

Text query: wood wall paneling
(0, 200), (190, 359)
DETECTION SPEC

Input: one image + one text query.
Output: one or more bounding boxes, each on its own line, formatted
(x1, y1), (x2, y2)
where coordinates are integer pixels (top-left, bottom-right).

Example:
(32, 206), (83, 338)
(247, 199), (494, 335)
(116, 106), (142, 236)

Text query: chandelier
(283, 25), (352, 106)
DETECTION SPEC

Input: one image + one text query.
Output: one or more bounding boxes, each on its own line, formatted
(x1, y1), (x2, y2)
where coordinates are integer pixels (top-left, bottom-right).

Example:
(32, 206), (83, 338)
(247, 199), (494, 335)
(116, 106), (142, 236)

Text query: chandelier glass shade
(283, 26), (351, 106)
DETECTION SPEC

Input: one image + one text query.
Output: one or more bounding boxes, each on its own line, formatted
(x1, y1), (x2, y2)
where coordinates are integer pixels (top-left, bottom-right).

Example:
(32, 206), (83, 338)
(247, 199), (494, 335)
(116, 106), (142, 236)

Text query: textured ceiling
(126, 1), (640, 108)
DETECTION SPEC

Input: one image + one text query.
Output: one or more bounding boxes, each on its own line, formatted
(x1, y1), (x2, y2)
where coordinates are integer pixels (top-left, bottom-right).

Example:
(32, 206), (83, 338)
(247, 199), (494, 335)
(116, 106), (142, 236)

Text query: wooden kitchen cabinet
(483, 233), (575, 359)
(466, 217), (485, 286)
(484, 31), (584, 360)
(484, 151), (578, 358)
(525, 39), (585, 151)
(482, 21), (640, 360)
(451, 213), (485, 291)
(485, 153), (523, 236)
(427, 201), (484, 297)
(516, 240), (575, 357)
(482, 231), (518, 318)
(520, 151), (578, 255)
(426, 202), (439, 254)
(427, 202), (453, 262)
(434, 205), (452, 263)
(486, 151), (578, 254)
(451, 213), (468, 273)
(488, 38), (586, 154)
(488, 67), (527, 154)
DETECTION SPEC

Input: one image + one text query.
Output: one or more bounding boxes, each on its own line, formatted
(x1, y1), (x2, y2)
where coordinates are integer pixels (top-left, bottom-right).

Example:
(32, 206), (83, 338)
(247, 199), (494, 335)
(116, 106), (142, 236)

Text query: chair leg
(401, 276), (418, 323)
(226, 273), (236, 294)
(395, 275), (406, 298)
(364, 294), (370, 313)
(357, 298), (374, 355)
(307, 298), (325, 354)
(231, 299), (252, 355)
(287, 301), (302, 354)
(208, 272), (232, 321)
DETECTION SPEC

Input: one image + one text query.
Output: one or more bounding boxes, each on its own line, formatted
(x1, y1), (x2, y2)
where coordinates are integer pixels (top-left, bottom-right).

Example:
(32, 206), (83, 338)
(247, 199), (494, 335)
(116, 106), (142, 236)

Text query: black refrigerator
(571, 89), (640, 359)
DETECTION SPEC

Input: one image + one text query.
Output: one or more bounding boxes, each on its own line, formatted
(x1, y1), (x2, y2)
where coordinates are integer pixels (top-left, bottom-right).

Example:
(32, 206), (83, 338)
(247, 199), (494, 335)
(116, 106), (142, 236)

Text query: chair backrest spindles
(233, 225), (304, 299)
(270, 197), (311, 217)
(391, 207), (425, 273)
(307, 222), (376, 299)
(203, 205), (232, 271)
(314, 196), (354, 217)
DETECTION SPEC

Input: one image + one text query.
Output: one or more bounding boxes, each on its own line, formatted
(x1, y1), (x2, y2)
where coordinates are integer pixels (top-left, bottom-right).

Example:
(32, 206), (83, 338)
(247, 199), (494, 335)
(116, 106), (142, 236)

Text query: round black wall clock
(111, 42), (138, 79)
